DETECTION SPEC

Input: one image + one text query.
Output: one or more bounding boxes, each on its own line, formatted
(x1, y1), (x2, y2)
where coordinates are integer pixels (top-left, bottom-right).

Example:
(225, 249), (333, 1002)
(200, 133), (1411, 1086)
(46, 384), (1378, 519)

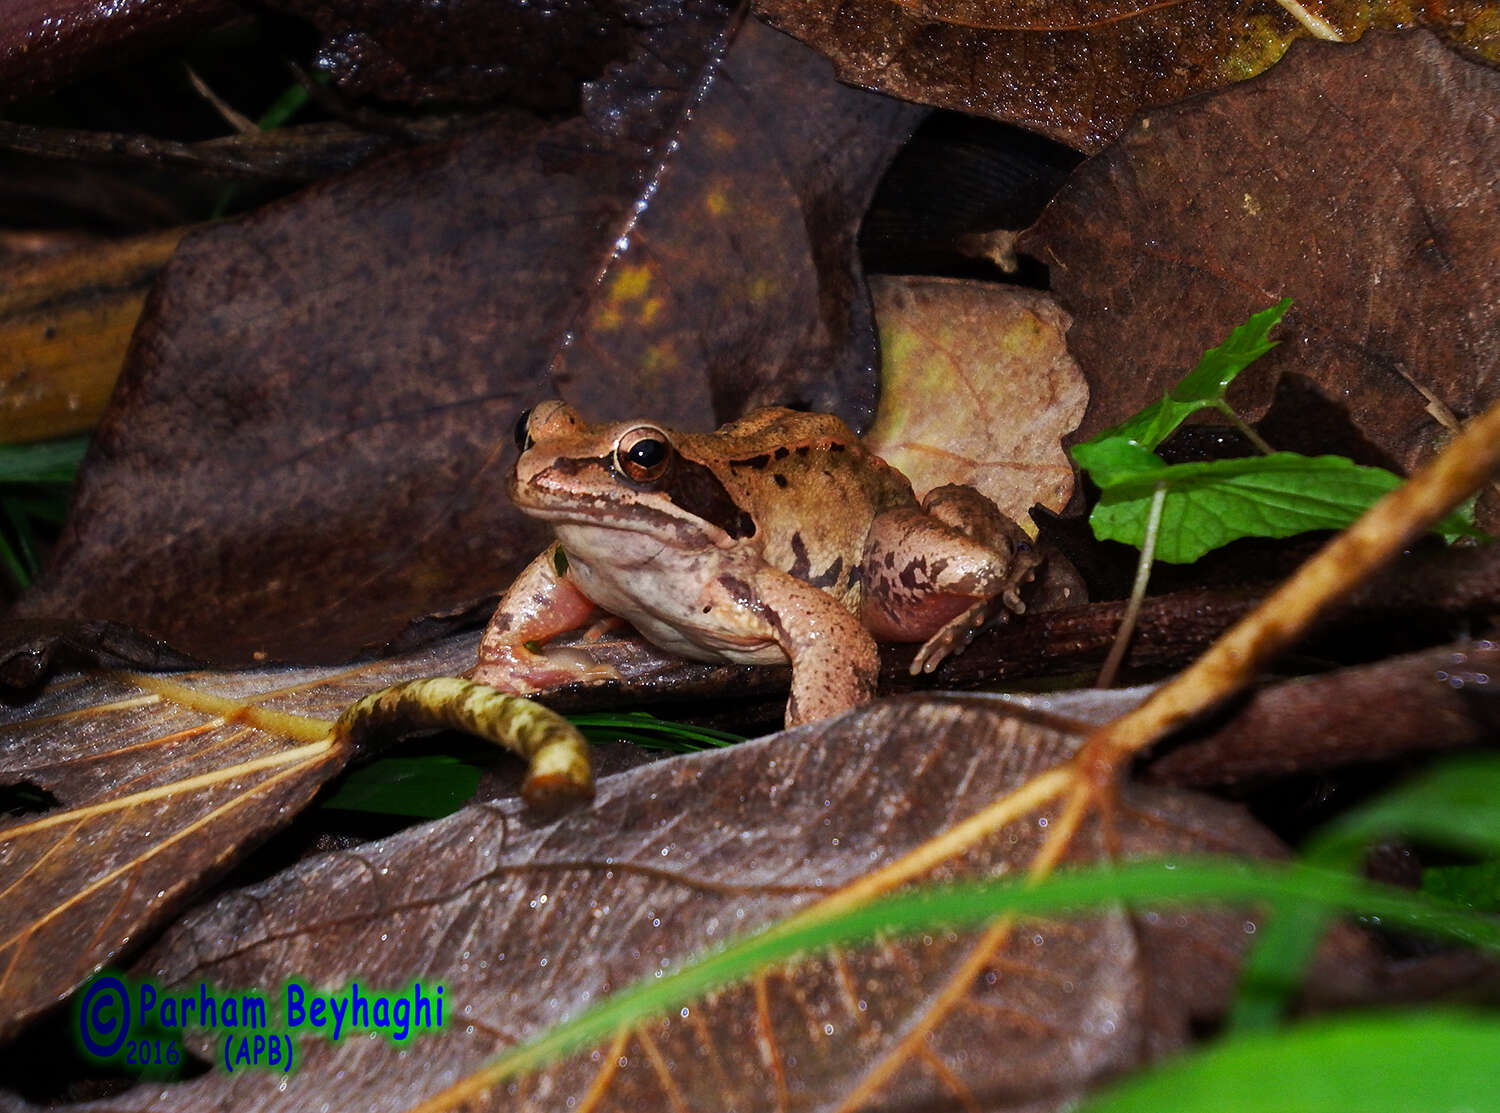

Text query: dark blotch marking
(795, 445), (809, 455)
(829, 442), (846, 453)
(899, 557), (928, 589)
(773, 446), (790, 460)
(788, 533), (812, 580)
(731, 452), (772, 470)
(809, 556), (844, 590)
(663, 457), (757, 539)
(773, 474), (789, 488)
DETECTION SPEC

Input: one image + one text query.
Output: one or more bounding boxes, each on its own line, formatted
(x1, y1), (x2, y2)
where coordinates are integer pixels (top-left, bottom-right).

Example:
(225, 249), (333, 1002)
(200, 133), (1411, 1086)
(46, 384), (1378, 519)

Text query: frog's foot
(467, 643), (621, 693)
(906, 551), (1040, 676)
(578, 615), (628, 644)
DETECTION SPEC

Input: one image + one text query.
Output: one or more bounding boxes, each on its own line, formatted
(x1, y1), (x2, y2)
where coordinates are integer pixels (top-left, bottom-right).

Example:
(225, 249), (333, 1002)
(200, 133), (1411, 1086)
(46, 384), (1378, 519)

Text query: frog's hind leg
(863, 485), (1042, 676)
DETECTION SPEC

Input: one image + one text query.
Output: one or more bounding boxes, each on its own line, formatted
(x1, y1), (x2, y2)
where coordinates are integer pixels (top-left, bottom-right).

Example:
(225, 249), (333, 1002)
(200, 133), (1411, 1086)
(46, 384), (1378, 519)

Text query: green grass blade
(1076, 1011), (1500, 1113)
(477, 857), (1500, 1086)
(0, 437), (88, 484)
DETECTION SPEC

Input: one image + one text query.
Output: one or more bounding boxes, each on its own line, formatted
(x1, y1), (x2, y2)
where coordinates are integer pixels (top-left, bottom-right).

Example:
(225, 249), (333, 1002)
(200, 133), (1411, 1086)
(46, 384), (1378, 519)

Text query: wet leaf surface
(1019, 31), (1500, 518)
(84, 694), (1281, 1111)
(0, 636), (485, 1039)
(753, 0), (1500, 152)
(0, 0), (231, 103)
(10, 18), (919, 666)
(1, 579), (1492, 1090)
(863, 276), (1087, 522)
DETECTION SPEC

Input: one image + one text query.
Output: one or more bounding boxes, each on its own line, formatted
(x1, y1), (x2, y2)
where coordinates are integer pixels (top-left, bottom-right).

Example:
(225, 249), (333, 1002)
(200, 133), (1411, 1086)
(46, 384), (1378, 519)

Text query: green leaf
(570, 710), (743, 752)
(1310, 753), (1500, 862)
(1070, 438), (1167, 489)
(1079, 298), (1290, 456)
(1089, 453), (1480, 563)
(1076, 1011), (1500, 1113)
(320, 755), (483, 819)
(1233, 753), (1500, 1032)
(0, 436), (88, 484)
(1424, 862), (1500, 913)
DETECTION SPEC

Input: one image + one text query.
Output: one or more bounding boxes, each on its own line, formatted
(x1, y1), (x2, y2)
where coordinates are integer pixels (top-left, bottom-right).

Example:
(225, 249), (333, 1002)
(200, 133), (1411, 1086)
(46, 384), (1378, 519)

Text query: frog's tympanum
(471, 401), (1043, 727)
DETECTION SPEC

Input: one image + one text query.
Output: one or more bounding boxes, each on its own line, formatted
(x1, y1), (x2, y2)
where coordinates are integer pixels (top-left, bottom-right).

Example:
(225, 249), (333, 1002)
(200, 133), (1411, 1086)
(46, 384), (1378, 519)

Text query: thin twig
(1095, 481), (1165, 688)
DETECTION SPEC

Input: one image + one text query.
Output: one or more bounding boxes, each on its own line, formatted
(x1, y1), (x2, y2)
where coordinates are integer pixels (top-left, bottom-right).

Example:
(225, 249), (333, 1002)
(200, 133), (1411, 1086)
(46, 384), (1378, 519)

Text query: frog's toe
(909, 600), (989, 675)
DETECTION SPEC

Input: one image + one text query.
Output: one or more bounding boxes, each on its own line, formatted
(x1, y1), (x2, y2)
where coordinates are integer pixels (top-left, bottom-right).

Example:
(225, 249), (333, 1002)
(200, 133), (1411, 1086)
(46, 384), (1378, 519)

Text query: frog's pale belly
(556, 524), (791, 667)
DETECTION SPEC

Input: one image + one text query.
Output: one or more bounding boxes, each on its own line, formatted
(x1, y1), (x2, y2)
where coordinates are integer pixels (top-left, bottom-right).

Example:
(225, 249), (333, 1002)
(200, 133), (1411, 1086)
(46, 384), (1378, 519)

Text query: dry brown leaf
(0, 635), (485, 1038)
(11, 18), (920, 667)
(754, 0), (1500, 152)
(0, 229), (182, 443)
(1018, 31), (1500, 507)
(863, 276), (1086, 524)
(94, 693), (1278, 1112)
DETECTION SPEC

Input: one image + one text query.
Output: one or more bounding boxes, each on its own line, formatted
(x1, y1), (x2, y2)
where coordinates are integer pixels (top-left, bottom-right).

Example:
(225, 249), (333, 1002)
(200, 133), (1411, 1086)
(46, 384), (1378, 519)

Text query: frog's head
(510, 400), (756, 548)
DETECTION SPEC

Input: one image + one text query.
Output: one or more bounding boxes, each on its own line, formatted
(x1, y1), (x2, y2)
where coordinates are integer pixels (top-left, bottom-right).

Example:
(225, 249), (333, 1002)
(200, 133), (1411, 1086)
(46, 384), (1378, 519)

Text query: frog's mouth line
(511, 492), (726, 549)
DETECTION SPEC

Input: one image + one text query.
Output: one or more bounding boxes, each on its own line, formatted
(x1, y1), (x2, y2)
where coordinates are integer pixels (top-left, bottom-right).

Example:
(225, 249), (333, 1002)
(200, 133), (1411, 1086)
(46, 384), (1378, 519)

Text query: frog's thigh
(921, 484), (1035, 557)
(712, 569), (878, 727)
(471, 542), (616, 692)
(862, 497), (1037, 644)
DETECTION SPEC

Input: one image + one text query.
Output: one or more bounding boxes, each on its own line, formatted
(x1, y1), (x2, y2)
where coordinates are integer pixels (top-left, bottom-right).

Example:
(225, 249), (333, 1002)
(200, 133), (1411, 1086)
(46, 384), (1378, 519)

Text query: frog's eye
(513, 409), (533, 452)
(615, 426), (672, 483)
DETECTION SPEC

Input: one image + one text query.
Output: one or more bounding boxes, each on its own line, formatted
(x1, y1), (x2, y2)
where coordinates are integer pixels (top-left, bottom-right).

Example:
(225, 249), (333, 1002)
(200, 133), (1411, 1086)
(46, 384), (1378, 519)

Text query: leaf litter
(1, 13), (1498, 1113)
(9, 16), (922, 667)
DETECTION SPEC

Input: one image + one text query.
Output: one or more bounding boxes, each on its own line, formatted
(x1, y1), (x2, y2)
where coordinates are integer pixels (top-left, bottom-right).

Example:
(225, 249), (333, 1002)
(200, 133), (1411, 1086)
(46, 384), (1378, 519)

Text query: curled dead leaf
(864, 276), (1087, 525)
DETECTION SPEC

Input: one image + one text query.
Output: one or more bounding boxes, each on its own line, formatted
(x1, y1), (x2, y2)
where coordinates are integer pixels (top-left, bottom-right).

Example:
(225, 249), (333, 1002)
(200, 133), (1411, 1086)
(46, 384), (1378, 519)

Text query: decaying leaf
(0, 0), (232, 103)
(754, 0), (1500, 152)
(257, 0), (680, 110)
(11, 18), (920, 667)
(78, 693), (1284, 1112)
(551, 19), (923, 428)
(0, 229), (183, 443)
(1018, 31), (1500, 513)
(863, 276), (1087, 523)
(0, 635), (484, 1039)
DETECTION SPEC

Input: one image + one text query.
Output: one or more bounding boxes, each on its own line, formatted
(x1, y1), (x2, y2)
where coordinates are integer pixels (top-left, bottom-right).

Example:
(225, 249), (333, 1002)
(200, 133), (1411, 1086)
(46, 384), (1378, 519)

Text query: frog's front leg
(863, 484), (1042, 676)
(469, 542), (622, 692)
(712, 568), (879, 727)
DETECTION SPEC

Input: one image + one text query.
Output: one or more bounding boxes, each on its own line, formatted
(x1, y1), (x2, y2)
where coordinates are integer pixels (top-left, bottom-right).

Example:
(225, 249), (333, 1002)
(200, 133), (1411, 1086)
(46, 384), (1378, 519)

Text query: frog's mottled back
(681, 409), (918, 608)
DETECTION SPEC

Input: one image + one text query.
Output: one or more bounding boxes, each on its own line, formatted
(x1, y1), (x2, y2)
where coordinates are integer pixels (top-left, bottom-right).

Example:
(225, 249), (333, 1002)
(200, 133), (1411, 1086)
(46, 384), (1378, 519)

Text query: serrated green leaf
(1169, 298), (1290, 407)
(1089, 453), (1480, 563)
(1070, 438), (1167, 488)
(1076, 1012), (1500, 1113)
(1078, 298), (1290, 456)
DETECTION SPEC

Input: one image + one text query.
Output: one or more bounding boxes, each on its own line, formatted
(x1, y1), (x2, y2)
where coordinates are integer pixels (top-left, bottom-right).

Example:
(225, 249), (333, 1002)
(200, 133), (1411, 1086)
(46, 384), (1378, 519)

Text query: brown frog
(471, 401), (1042, 726)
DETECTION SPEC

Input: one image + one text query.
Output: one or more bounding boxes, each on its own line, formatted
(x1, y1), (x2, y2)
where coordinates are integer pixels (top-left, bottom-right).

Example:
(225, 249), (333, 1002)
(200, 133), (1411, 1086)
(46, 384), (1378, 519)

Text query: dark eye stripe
(661, 457), (756, 539)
